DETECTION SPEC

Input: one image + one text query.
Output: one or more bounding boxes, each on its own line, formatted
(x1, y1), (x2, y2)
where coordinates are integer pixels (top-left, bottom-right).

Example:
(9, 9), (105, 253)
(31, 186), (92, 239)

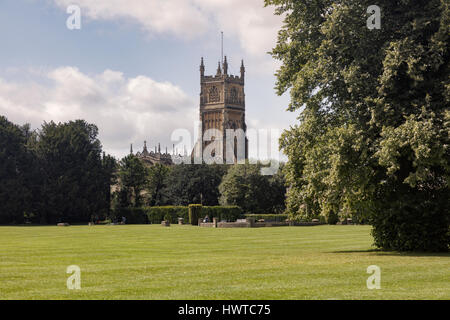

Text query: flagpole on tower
(221, 31), (224, 65)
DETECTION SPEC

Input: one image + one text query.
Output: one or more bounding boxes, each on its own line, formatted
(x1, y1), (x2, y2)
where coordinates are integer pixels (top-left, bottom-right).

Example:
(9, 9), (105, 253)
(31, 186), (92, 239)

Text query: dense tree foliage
(266, 0), (449, 250)
(114, 160), (286, 212)
(163, 164), (228, 206)
(146, 163), (170, 206)
(35, 120), (115, 223)
(0, 117), (115, 224)
(114, 154), (148, 208)
(219, 163), (286, 214)
(0, 117), (33, 224)
(100, 153), (117, 219)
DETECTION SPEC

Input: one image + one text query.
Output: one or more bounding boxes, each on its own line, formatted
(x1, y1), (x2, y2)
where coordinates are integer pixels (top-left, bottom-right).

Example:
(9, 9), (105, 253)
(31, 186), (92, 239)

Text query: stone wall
(217, 221), (251, 228)
(199, 222), (215, 228)
(197, 218), (323, 228)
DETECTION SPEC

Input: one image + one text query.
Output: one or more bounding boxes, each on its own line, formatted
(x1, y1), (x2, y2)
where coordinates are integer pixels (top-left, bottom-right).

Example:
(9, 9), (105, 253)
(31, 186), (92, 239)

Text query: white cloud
(53, 0), (283, 72)
(192, 0), (281, 57)
(54, 0), (209, 39)
(0, 67), (196, 159)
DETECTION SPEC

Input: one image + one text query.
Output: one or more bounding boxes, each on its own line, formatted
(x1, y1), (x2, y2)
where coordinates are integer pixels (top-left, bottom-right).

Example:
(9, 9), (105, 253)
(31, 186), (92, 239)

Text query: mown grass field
(0, 225), (448, 300)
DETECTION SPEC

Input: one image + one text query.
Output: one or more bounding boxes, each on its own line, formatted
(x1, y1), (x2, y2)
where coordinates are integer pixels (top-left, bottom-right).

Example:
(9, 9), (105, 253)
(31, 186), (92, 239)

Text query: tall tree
(266, 0), (449, 250)
(36, 120), (108, 223)
(100, 153), (117, 219)
(115, 154), (148, 208)
(219, 163), (286, 214)
(146, 163), (170, 206)
(0, 116), (32, 224)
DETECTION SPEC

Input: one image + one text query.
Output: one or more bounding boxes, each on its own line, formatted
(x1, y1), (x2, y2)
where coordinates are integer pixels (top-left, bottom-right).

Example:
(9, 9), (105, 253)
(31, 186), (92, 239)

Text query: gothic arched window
(209, 86), (220, 103)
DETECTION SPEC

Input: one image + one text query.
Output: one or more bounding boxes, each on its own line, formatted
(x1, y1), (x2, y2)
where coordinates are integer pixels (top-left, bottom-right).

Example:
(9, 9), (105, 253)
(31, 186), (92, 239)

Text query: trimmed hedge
(145, 206), (189, 224)
(112, 205), (243, 225)
(112, 207), (148, 224)
(203, 206), (243, 222)
(189, 204), (202, 225)
(244, 214), (289, 222)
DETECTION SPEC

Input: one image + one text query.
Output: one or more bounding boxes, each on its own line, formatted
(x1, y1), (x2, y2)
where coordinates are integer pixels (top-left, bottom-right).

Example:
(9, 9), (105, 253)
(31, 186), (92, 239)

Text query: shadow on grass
(330, 249), (450, 257)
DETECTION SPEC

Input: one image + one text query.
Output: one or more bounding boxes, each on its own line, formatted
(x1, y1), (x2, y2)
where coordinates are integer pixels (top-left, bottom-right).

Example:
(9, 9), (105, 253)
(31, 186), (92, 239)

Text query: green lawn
(0, 225), (448, 300)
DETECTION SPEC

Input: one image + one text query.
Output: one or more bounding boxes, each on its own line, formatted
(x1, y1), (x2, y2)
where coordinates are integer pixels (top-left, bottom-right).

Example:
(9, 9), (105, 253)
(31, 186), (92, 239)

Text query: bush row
(146, 206), (189, 224)
(112, 207), (149, 224)
(202, 206), (243, 222)
(112, 205), (244, 224)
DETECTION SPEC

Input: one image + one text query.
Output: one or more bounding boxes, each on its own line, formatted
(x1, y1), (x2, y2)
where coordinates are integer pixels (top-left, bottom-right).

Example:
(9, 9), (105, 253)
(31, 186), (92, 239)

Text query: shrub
(326, 211), (339, 225)
(203, 206), (243, 222)
(112, 207), (148, 224)
(244, 214), (288, 222)
(370, 192), (450, 252)
(112, 205), (244, 225)
(189, 204), (202, 225)
(145, 206), (189, 224)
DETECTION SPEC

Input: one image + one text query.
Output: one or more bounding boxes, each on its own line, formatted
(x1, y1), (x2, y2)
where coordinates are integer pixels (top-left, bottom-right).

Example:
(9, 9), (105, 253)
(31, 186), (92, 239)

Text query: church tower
(196, 56), (248, 163)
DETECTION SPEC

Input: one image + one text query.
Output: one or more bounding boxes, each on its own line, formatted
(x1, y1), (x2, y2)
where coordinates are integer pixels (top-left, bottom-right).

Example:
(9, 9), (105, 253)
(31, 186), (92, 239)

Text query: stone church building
(133, 141), (173, 166)
(133, 56), (248, 165)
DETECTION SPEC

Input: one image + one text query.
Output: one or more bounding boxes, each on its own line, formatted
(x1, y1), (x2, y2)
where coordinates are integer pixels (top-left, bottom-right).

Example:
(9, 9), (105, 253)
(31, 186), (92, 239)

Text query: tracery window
(209, 86), (220, 103)
(230, 87), (238, 103)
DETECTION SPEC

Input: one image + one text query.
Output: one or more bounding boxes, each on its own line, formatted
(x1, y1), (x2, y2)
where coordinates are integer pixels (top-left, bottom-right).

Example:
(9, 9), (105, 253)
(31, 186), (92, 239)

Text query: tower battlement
(199, 56), (246, 110)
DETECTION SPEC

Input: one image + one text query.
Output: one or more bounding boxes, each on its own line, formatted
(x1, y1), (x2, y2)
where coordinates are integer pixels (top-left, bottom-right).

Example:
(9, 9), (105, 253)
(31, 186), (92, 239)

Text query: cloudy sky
(0, 0), (297, 160)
